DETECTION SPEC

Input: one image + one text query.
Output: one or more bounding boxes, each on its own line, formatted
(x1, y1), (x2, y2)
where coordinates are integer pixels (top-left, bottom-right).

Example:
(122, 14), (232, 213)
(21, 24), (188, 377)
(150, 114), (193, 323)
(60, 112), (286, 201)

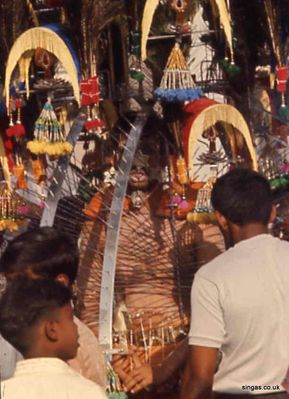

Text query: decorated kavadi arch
(4, 25), (81, 109)
(182, 98), (258, 177)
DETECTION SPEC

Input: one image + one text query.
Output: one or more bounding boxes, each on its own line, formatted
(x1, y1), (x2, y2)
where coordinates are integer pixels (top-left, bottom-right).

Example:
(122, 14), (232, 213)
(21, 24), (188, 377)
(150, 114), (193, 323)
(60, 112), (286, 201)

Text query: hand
(114, 351), (153, 394)
(122, 362), (153, 394)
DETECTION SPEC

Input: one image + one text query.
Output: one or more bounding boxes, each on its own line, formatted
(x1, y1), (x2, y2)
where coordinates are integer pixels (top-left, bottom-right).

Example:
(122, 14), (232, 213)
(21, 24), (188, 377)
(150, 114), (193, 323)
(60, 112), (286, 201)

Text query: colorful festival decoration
(27, 98), (72, 157)
(182, 98), (257, 178)
(4, 25), (80, 109)
(81, 75), (105, 133)
(0, 183), (27, 232)
(154, 43), (203, 102)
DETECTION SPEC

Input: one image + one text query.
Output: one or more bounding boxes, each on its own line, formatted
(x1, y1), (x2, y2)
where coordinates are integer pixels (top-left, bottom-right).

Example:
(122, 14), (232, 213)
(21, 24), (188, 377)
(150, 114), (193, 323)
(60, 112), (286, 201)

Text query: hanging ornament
(80, 76), (106, 135)
(6, 98), (26, 138)
(220, 57), (241, 77)
(0, 183), (27, 232)
(276, 66), (289, 120)
(27, 98), (72, 157)
(80, 76), (100, 106)
(129, 32), (145, 82)
(187, 177), (216, 224)
(154, 43), (203, 102)
(13, 156), (27, 190)
(176, 156), (189, 185)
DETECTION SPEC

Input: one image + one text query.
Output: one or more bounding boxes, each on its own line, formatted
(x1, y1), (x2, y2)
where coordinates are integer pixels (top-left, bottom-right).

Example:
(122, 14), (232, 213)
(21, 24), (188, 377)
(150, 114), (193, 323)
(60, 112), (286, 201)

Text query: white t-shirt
(0, 357), (107, 399)
(189, 234), (289, 394)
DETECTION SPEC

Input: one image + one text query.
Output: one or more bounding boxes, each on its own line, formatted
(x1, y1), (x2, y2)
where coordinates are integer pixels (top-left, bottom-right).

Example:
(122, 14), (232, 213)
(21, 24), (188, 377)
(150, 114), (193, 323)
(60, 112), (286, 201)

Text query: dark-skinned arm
(180, 345), (218, 399)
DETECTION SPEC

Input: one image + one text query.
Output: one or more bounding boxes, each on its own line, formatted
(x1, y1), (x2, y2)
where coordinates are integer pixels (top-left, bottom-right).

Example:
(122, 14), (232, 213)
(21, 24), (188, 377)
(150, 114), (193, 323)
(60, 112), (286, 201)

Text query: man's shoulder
(196, 247), (233, 280)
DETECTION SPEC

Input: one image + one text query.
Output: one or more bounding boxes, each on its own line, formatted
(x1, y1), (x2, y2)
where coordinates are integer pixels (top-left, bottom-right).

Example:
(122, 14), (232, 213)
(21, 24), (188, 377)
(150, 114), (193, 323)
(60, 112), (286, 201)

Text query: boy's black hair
(211, 168), (272, 226)
(0, 227), (79, 284)
(0, 278), (72, 354)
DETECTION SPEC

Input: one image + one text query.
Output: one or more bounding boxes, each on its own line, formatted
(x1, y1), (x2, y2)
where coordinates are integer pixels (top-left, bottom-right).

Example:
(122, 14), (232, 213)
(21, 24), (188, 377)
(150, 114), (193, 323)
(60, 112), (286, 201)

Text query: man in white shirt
(181, 168), (289, 399)
(0, 278), (107, 399)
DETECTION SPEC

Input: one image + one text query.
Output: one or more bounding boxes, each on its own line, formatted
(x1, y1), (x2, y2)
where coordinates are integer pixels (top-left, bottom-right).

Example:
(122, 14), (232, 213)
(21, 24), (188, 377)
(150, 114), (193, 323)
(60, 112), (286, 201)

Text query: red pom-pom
(13, 123), (26, 137)
(6, 125), (17, 137)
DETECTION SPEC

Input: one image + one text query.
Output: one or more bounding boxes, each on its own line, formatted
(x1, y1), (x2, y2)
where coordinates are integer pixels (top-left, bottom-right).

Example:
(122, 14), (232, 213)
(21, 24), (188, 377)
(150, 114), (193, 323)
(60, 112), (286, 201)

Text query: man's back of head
(211, 168), (273, 227)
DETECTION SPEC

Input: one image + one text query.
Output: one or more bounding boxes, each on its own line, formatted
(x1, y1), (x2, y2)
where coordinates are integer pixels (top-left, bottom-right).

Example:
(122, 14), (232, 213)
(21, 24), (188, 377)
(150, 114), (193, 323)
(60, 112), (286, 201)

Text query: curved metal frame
(98, 110), (149, 355)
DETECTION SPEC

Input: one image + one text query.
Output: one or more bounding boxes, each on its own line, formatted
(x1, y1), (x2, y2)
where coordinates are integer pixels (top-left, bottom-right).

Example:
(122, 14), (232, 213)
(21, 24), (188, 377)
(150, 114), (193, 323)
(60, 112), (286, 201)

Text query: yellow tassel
(187, 211), (216, 224)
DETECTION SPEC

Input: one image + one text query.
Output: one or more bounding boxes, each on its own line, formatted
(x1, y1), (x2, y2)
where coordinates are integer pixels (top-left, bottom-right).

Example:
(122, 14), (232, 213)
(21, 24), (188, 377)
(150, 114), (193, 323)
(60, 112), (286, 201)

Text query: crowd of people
(1, 169), (289, 399)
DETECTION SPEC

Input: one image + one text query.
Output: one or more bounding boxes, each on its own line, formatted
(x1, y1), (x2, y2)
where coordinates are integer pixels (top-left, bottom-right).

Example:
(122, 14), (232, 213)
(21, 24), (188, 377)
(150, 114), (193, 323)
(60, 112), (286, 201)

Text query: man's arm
(180, 345), (218, 399)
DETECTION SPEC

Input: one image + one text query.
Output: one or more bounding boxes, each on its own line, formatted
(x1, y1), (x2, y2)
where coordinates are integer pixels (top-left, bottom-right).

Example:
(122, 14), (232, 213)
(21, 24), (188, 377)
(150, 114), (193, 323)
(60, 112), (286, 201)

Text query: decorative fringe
(18, 52), (33, 99)
(141, 0), (159, 61)
(27, 99), (73, 157)
(5, 26), (80, 110)
(155, 43), (203, 102)
(183, 101), (257, 177)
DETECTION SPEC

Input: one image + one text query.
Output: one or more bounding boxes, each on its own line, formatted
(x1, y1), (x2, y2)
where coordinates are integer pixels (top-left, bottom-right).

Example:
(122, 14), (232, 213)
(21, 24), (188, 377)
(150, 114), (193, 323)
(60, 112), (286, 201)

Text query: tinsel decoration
(27, 99), (72, 157)
(0, 184), (27, 232)
(154, 43), (203, 102)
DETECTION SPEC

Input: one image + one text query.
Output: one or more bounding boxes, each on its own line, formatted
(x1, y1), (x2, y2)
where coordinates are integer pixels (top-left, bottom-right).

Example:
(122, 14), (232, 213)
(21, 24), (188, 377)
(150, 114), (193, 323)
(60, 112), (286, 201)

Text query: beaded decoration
(27, 98), (72, 157)
(154, 43), (203, 102)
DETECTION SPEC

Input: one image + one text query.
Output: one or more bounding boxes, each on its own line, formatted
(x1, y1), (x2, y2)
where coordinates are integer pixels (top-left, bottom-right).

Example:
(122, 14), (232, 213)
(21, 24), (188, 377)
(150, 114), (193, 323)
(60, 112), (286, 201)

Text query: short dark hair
(211, 168), (272, 226)
(0, 278), (71, 354)
(0, 227), (79, 284)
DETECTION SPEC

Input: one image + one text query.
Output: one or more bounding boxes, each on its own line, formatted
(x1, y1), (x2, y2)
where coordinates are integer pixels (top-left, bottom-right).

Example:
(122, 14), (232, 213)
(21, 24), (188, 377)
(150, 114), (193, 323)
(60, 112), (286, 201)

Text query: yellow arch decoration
(141, 0), (234, 61)
(187, 103), (257, 176)
(5, 27), (80, 109)
(141, 0), (159, 61)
